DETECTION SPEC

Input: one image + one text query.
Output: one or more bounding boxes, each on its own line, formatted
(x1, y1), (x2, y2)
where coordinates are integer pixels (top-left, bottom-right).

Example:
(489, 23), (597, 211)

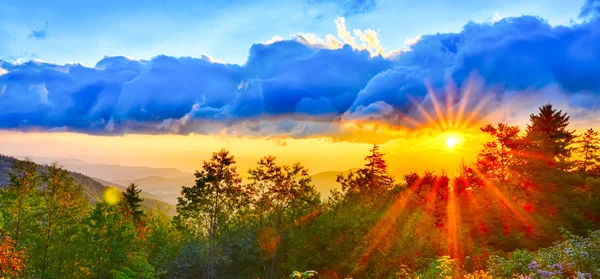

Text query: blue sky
(1, 0), (599, 138)
(0, 0), (586, 65)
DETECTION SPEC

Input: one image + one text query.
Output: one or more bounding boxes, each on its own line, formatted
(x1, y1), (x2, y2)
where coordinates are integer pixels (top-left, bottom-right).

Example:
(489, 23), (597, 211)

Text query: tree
(525, 104), (576, 170)
(34, 163), (89, 279)
(0, 159), (41, 248)
(174, 149), (249, 279)
(577, 128), (600, 176)
(121, 183), (144, 223)
(364, 144), (395, 189)
(477, 123), (521, 182)
(0, 236), (26, 278)
(337, 144), (394, 197)
(85, 202), (137, 279)
(247, 156), (320, 279)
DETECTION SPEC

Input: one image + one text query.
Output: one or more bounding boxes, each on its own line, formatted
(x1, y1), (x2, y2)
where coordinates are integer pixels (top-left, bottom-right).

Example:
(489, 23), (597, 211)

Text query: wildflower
(537, 270), (553, 278)
(576, 271), (592, 279)
(528, 261), (538, 270)
(551, 263), (564, 275)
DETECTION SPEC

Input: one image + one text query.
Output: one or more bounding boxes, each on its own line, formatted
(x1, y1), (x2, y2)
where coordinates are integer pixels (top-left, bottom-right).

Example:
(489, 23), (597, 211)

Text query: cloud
(292, 17), (392, 57)
(29, 22), (49, 40)
(580, 0), (600, 19)
(2, 7), (600, 140)
(308, 0), (377, 16)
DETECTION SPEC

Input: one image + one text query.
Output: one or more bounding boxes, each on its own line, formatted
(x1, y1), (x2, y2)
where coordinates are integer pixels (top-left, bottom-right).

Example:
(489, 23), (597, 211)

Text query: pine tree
(477, 123), (521, 182)
(525, 104), (576, 170)
(364, 144), (394, 190)
(578, 128), (600, 176)
(121, 183), (144, 223)
(337, 144), (394, 197)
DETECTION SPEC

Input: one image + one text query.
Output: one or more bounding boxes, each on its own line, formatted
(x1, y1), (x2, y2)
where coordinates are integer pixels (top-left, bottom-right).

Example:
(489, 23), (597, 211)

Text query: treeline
(1, 103), (600, 279)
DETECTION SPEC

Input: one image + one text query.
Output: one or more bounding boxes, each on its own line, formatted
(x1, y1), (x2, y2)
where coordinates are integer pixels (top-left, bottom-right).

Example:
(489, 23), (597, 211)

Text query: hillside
(309, 167), (418, 198)
(0, 155), (175, 215)
(112, 175), (194, 204)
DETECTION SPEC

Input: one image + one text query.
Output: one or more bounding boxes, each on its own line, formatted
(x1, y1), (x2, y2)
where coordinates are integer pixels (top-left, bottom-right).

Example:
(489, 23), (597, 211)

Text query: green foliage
(290, 270), (318, 278)
(84, 202), (137, 278)
(112, 255), (156, 279)
(488, 229), (600, 278)
(174, 149), (249, 279)
(122, 183), (145, 223)
(415, 256), (456, 279)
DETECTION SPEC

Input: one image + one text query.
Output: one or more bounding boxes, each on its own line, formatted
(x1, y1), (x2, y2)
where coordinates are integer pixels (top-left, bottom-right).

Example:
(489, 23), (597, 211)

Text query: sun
(445, 135), (460, 149)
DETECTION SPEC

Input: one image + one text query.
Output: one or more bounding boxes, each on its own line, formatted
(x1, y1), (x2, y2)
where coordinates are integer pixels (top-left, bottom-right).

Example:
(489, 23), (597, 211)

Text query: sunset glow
(1, 1), (600, 278)
(446, 136), (460, 149)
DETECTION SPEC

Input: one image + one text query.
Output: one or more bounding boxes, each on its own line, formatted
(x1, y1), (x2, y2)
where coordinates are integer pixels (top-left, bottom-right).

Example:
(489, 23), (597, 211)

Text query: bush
(488, 229), (600, 278)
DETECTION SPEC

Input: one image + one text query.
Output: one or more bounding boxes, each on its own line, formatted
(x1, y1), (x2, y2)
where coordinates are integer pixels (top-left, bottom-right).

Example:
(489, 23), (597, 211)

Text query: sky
(1, 0), (599, 174)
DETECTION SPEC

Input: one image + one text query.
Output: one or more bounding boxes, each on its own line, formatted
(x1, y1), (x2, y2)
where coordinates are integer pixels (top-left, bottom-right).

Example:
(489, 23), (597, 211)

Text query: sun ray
(425, 80), (449, 130)
(407, 95), (445, 130)
(445, 80), (457, 128)
(352, 178), (424, 275)
(459, 93), (493, 130)
(446, 180), (461, 258)
(454, 79), (475, 129)
(470, 167), (540, 232)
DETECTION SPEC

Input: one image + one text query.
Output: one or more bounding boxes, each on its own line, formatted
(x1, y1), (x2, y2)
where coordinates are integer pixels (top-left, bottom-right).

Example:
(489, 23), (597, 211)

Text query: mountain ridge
(0, 155), (175, 215)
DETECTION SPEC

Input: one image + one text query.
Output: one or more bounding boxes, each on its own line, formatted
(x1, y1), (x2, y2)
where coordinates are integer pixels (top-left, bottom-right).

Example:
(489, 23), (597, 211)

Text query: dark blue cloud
(29, 22), (48, 40)
(2, 6), (600, 137)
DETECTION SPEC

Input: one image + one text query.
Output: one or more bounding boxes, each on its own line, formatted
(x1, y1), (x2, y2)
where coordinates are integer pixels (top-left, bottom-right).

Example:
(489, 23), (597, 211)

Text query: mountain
(109, 175), (194, 204)
(0, 155), (175, 215)
(19, 156), (193, 182)
(56, 163), (191, 181)
(91, 177), (177, 210)
(308, 167), (420, 198)
(113, 175), (195, 192)
(310, 171), (342, 197)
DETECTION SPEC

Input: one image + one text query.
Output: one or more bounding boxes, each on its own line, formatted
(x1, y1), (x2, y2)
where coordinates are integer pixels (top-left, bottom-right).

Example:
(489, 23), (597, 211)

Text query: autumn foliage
(0, 236), (25, 278)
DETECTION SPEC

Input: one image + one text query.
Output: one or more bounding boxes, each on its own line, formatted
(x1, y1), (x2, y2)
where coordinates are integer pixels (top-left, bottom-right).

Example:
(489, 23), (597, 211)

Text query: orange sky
(2, 82), (597, 177)
(0, 127), (486, 175)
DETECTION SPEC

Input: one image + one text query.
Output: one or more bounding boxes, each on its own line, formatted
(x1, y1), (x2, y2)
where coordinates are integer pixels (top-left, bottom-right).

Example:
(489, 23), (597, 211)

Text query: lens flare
(103, 186), (122, 205)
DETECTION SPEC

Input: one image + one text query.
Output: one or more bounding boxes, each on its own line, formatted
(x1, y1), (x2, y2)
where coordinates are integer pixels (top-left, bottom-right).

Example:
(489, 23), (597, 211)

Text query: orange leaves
(0, 236), (26, 278)
(257, 227), (281, 259)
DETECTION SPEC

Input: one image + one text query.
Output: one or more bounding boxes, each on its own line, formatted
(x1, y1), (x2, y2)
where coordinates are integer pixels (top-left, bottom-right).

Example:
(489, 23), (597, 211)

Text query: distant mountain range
(13, 155), (421, 204)
(0, 155), (175, 215)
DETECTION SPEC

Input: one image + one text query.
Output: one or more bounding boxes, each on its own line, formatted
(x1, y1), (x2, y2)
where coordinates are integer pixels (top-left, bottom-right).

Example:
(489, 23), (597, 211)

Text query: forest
(1, 103), (600, 279)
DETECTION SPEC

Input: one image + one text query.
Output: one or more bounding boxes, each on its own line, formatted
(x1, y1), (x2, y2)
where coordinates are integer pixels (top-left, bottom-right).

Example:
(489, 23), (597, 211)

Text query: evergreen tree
(477, 123), (522, 182)
(121, 183), (144, 223)
(525, 104), (576, 169)
(337, 144), (394, 197)
(364, 144), (395, 189)
(577, 128), (600, 176)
